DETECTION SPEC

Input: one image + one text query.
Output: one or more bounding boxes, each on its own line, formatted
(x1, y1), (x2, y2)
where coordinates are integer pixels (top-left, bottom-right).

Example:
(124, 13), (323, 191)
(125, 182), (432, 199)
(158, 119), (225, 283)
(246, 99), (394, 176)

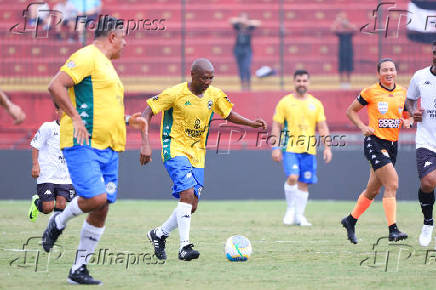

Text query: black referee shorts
(363, 135), (398, 170)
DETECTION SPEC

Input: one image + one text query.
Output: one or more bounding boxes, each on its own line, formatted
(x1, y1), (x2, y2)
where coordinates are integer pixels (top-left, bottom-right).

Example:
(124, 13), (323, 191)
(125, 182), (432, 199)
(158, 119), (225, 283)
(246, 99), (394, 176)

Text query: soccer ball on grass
(224, 235), (252, 262)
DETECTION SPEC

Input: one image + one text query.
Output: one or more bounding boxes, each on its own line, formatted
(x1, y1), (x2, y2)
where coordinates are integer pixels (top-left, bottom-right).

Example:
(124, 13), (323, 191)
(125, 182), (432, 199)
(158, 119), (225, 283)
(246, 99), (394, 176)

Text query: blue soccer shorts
(62, 145), (119, 203)
(283, 151), (318, 184)
(164, 156), (204, 199)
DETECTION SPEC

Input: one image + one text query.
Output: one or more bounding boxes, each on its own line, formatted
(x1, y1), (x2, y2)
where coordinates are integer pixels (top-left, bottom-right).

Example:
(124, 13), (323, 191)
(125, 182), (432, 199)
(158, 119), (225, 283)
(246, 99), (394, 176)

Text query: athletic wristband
(125, 115), (131, 126)
(272, 146), (280, 150)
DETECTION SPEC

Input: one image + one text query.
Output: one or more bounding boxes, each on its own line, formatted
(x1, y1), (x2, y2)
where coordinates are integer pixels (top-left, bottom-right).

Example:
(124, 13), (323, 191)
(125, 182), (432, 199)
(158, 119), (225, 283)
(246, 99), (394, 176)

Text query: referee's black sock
(418, 188), (435, 225)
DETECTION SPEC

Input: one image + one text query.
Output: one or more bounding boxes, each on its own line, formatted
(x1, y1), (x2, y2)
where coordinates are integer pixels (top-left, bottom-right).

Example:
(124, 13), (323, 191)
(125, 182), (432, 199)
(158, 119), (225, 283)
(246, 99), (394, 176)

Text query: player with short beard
(271, 70), (332, 226)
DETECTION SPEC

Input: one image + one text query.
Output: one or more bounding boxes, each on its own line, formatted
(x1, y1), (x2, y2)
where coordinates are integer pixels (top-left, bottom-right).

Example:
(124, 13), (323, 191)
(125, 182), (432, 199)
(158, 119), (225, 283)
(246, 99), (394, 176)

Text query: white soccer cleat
(295, 215), (312, 226)
(283, 208), (295, 225)
(419, 225), (433, 247)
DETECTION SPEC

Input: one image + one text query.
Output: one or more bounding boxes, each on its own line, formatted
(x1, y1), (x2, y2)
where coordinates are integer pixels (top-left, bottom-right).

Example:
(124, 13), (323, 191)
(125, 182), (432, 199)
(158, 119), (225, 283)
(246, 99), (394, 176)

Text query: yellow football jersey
(59, 44), (125, 151)
(147, 82), (233, 168)
(273, 94), (326, 155)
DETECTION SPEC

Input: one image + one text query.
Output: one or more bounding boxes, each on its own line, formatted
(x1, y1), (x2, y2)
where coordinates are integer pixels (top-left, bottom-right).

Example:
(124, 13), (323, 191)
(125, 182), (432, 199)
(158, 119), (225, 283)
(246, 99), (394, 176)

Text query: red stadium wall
(0, 90), (366, 149)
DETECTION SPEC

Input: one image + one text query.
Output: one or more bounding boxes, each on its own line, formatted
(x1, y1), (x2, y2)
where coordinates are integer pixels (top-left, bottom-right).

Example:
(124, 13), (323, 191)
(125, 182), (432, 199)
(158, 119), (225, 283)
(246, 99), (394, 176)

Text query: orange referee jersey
(357, 83), (407, 142)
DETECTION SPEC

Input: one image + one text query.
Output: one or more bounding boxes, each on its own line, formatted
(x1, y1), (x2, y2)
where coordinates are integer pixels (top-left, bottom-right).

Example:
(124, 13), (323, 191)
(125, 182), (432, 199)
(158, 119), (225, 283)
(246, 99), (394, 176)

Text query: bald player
(140, 58), (267, 261)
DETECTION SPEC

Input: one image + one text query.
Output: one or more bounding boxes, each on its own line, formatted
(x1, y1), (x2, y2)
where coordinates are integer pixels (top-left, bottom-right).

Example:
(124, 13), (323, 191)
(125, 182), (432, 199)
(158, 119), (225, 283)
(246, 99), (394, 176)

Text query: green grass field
(1, 200), (436, 289)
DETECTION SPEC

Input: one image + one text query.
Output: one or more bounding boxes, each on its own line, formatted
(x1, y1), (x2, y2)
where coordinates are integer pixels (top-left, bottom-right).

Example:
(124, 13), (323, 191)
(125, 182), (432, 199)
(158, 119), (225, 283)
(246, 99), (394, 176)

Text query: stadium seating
(0, 0), (422, 147)
(0, 0), (424, 78)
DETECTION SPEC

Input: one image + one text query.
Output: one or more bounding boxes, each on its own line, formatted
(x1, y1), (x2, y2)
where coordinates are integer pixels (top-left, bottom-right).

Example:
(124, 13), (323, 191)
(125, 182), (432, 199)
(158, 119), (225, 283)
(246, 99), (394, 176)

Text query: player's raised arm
(48, 71), (89, 145)
(346, 98), (374, 136)
(226, 111), (267, 129)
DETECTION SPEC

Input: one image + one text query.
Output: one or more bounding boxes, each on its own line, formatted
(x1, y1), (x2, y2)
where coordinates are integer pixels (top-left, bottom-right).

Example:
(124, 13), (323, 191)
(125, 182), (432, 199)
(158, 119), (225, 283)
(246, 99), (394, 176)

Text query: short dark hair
(294, 70), (309, 79)
(377, 58), (397, 72)
(95, 16), (124, 39)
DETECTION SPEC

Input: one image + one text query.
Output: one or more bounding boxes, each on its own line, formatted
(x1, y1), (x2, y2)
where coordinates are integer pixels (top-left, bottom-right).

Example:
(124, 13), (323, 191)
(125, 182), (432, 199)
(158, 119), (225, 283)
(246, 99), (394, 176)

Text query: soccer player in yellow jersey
(140, 58), (267, 261)
(341, 59), (411, 244)
(41, 17), (146, 285)
(271, 70), (332, 226)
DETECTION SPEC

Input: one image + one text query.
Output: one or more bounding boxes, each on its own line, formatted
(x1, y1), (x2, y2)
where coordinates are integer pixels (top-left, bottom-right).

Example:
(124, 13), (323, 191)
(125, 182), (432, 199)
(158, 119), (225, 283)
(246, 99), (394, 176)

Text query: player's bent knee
(42, 202), (54, 214)
(286, 175), (298, 185)
(180, 190), (195, 205)
(297, 182), (308, 192)
(55, 200), (66, 210)
(78, 194), (107, 212)
(365, 190), (378, 199)
(385, 182), (398, 193)
(88, 203), (109, 227)
(95, 202), (109, 214)
(191, 195), (199, 213)
(421, 176), (436, 192)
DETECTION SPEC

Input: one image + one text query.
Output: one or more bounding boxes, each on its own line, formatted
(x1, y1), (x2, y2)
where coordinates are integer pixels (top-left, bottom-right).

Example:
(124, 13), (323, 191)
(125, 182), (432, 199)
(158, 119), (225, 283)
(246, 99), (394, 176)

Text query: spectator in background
(70, 0), (102, 43)
(0, 88), (26, 125)
(331, 12), (356, 89)
(231, 13), (261, 91)
(26, 2), (51, 31)
(70, 0), (101, 20)
(54, 0), (78, 42)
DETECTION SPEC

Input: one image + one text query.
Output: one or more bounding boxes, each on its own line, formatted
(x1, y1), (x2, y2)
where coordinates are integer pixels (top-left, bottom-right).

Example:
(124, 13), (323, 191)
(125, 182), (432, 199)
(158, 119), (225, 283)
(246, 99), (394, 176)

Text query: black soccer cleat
(341, 216), (358, 244)
(67, 265), (102, 285)
(42, 212), (64, 252)
(178, 243), (200, 261)
(388, 224), (408, 242)
(147, 228), (167, 260)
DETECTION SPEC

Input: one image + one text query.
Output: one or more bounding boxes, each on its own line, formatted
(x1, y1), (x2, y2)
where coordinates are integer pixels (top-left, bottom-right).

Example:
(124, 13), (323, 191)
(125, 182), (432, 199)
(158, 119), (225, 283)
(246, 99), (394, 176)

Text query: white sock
(55, 197), (83, 230)
(295, 189), (309, 218)
(176, 202), (192, 250)
(72, 220), (105, 272)
(284, 183), (298, 209)
(156, 208), (178, 237)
